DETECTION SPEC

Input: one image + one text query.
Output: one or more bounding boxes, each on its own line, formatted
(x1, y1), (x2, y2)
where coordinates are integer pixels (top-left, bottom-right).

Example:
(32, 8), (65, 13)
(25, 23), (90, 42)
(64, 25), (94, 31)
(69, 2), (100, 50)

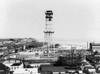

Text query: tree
(94, 50), (99, 55)
(55, 44), (60, 48)
(26, 41), (44, 49)
(54, 50), (82, 67)
(86, 55), (95, 66)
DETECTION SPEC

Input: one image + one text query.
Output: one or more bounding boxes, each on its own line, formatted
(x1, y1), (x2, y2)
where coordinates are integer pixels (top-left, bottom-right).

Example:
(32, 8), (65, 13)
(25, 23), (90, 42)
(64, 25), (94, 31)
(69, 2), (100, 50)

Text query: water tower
(44, 10), (54, 45)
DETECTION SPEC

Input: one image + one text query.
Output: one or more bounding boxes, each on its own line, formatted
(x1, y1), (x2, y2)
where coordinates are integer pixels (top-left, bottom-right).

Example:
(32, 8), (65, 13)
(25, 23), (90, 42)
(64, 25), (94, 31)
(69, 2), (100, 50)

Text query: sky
(0, 0), (100, 43)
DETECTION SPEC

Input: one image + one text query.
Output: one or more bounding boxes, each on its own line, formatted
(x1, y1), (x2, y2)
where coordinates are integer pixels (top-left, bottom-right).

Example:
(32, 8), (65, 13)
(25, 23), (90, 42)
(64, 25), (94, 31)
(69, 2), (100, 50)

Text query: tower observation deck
(44, 10), (54, 45)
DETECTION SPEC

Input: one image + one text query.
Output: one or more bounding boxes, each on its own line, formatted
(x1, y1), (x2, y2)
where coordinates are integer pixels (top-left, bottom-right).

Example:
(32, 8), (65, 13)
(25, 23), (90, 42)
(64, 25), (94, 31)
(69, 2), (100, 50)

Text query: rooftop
(11, 63), (22, 66)
(0, 63), (9, 70)
(39, 66), (81, 72)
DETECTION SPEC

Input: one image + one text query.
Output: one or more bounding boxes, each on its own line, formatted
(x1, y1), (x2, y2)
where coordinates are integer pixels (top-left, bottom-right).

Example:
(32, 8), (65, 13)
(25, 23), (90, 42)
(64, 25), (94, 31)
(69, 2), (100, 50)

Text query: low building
(39, 65), (82, 74)
(10, 62), (23, 72)
(3, 59), (23, 73)
(13, 68), (31, 74)
(16, 51), (42, 59)
(13, 63), (40, 74)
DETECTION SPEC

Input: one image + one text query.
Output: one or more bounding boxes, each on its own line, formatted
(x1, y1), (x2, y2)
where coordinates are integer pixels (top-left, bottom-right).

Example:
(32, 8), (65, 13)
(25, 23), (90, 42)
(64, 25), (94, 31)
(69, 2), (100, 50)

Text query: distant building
(59, 44), (87, 50)
(16, 51), (43, 60)
(15, 48), (57, 60)
(90, 43), (100, 52)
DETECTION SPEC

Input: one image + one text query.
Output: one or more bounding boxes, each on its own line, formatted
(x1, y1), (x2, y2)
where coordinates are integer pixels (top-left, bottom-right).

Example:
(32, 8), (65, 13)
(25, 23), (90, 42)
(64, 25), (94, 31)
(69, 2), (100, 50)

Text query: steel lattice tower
(44, 10), (54, 45)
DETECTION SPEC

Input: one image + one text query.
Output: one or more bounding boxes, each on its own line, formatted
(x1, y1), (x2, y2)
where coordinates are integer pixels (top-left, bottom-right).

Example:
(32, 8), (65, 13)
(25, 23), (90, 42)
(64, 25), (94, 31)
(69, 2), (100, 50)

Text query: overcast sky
(0, 0), (100, 42)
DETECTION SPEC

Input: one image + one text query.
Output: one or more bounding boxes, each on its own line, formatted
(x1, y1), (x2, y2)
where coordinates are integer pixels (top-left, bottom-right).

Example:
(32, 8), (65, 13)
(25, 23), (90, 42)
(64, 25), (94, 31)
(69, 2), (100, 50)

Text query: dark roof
(11, 63), (22, 66)
(0, 63), (9, 70)
(24, 65), (33, 68)
(41, 67), (66, 72)
(40, 66), (80, 72)
(24, 60), (53, 63)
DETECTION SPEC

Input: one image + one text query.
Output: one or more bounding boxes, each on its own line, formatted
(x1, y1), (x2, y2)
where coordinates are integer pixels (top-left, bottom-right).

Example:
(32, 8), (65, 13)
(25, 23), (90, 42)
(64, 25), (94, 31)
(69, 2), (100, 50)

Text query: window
(11, 67), (13, 70)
